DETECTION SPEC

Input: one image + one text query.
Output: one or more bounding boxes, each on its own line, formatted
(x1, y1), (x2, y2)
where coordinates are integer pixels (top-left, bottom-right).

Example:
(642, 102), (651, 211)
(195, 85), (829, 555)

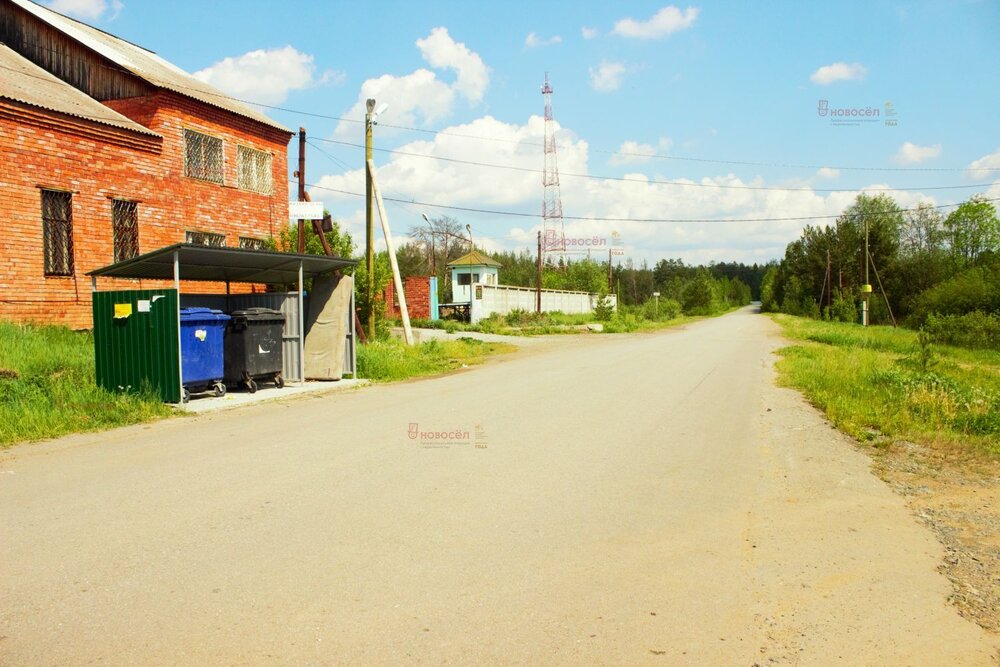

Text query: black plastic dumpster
(224, 307), (285, 393)
(179, 307), (230, 402)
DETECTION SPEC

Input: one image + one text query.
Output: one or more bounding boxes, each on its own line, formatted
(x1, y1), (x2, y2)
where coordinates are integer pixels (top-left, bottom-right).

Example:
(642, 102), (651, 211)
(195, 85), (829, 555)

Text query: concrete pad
(177, 378), (368, 414)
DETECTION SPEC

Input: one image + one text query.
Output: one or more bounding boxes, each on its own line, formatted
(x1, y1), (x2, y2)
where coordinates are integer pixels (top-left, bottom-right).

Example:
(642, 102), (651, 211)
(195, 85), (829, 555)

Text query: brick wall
(0, 92), (291, 329)
(382, 276), (432, 320)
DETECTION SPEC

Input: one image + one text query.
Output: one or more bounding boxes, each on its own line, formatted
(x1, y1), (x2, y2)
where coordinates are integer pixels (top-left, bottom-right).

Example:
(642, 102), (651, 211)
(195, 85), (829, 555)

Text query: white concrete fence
(468, 283), (617, 323)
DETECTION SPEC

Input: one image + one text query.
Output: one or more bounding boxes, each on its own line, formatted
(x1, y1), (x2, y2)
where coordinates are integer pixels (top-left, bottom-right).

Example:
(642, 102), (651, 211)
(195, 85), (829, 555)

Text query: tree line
(760, 193), (1000, 348)
(394, 215), (759, 316)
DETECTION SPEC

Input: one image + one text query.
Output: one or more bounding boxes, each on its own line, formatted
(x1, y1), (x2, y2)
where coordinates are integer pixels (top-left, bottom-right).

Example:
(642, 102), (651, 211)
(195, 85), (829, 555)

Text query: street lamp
(421, 213), (435, 275)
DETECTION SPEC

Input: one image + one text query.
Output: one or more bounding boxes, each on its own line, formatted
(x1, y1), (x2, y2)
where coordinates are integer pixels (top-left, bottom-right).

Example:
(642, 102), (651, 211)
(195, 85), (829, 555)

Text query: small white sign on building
(289, 201), (324, 220)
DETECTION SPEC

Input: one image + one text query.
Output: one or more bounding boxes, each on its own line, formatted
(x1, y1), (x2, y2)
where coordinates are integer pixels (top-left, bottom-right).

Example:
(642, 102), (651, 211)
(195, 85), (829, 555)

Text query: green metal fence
(93, 289), (180, 403)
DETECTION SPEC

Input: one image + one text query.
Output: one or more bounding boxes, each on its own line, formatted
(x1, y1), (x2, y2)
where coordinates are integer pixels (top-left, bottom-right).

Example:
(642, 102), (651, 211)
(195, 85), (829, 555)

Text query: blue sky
(46, 0), (1000, 264)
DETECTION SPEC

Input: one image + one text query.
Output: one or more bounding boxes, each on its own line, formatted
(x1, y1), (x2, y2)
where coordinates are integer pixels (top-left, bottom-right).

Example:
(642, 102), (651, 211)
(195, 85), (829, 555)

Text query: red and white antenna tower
(541, 72), (566, 253)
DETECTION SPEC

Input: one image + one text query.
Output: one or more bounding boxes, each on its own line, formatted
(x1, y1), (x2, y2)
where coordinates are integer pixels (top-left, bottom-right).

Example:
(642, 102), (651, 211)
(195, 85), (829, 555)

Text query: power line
(6, 36), (998, 174)
(312, 137), (994, 193)
(300, 180), (999, 225)
(372, 121), (997, 173)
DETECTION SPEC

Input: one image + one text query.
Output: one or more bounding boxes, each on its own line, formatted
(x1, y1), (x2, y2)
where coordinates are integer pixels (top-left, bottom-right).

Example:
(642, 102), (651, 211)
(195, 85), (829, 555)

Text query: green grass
(771, 314), (1000, 456)
(0, 321), (173, 447)
(404, 303), (746, 337)
(357, 337), (516, 382)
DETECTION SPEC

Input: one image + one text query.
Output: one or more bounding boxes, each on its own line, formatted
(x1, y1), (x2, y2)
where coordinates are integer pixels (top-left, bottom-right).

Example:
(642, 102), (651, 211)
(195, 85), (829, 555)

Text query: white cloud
(192, 46), (339, 106)
(966, 147), (1000, 178)
(893, 141), (941, 165)
(312, 111), (946, 267)
(581, 26), (599, 39)
(43, 0), (122, 20)
(816, 167), (840, 180)
(609, 138), (673, 166)
(335, 27), (489, 136)
(612, 5), (699, 39)
(809, 62), (867, 85)
(589, 61), (627, 92)
(415, 27), (490, 104)
(525, 32), (562, 48)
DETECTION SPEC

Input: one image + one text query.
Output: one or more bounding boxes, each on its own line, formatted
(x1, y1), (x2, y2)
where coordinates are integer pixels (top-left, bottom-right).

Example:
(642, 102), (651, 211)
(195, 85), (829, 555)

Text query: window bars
(41, 190), (73, 275)
(238, 236), (267, 251)
(112, 199), (139, 262)
(185, 231), (226, 247)
(184, 129), (224, 184)
(237, 145), (273, 194)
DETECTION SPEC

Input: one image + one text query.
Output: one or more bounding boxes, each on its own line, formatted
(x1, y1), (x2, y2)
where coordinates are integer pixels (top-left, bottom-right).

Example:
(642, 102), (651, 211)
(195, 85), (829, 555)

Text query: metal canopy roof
(88, 243), (356, 284)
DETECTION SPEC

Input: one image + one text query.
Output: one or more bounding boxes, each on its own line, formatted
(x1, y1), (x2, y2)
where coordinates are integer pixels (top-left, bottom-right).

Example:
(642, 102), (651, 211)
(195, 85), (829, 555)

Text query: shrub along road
(0, 307), (995, 664)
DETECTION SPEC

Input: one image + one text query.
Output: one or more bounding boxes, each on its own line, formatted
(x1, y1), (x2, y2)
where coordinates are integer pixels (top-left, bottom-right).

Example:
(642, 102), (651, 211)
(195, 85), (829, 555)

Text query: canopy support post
(298, 260), (305, 384)
(174, 250), (183, 402)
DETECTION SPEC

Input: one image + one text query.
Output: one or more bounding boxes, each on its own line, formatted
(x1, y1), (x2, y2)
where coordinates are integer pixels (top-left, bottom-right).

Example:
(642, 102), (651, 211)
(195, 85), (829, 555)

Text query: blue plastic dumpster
(179, 307), (230, 402)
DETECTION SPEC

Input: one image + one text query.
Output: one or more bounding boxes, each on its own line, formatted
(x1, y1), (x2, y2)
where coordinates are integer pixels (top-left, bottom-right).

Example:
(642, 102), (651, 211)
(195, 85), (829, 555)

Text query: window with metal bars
(112, 199), (139, 262)
(184, 129), (224, 184)
(239, 236), (267, 251)
(237, 145), (273, 194)
(41, 189), (73, 276)
(185, 231), (226, 247)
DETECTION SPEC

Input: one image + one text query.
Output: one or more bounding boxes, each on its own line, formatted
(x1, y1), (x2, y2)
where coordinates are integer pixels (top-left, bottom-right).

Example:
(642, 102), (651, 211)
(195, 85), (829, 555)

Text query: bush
(593, 292), (615, 322)
(682, 271), (718, 315)
(828, 290), (858, 323)
(909, 257), (1000, 324)
(603, 313), (640, 333)
(925, 311), (1000, 350)
(641, 297), (681, 321)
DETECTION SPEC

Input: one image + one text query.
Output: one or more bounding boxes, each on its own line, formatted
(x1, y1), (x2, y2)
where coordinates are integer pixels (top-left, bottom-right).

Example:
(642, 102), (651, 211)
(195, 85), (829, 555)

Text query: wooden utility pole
(862, 215), (870, 326)
(365, 99), (376, 341)
(297, 127), (306, 253)
(536, 231), (542, 314)
(607, 247), (613, 291)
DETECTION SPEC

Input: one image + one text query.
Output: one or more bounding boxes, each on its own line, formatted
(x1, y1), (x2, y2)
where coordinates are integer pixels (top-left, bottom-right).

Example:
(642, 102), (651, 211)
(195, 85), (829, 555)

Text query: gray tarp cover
(304, 275), (353, 380)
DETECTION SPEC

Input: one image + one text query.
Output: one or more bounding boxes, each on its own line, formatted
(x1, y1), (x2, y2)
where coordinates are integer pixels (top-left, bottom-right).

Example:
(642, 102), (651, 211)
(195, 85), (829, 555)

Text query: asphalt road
(1, 307), (996, 665)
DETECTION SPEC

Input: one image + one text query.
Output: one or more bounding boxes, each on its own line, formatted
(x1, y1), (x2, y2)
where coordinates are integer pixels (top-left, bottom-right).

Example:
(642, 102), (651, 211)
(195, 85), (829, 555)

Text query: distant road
(1, 306), (995, 664)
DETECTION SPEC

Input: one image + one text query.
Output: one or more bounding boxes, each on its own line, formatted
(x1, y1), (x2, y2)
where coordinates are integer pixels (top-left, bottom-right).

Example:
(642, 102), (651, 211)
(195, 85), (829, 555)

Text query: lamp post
(421, 213), (436, 276)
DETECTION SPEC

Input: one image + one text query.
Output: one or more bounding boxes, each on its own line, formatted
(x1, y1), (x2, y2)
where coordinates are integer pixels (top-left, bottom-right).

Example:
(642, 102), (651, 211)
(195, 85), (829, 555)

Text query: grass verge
(357, 337), (516, 382)
(771, 314), (1000, 456)
(404, 303), (745, 337)
(0, 321), (173, 447)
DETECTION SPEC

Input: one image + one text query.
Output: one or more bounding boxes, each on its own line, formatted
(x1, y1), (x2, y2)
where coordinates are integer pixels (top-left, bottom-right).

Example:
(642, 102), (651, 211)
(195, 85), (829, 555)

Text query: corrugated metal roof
(10, 0), (292, 134)
(88, 243), (357, 283)
(0, 43), (160, 136)
(446, 250), (503, 268)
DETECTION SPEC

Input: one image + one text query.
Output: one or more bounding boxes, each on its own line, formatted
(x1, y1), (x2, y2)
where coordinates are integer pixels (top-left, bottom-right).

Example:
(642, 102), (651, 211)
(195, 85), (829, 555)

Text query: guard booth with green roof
(87, 243), (356, 403)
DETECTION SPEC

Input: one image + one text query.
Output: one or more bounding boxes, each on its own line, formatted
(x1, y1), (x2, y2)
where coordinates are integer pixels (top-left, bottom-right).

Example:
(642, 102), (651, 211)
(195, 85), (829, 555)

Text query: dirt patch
(864, 437), (1000, 635)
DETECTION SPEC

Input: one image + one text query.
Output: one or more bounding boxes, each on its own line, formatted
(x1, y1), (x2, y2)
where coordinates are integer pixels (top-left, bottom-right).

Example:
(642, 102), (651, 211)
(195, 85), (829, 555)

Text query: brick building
(381, 276), (434, 320)
(0, 0), (292, 328)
